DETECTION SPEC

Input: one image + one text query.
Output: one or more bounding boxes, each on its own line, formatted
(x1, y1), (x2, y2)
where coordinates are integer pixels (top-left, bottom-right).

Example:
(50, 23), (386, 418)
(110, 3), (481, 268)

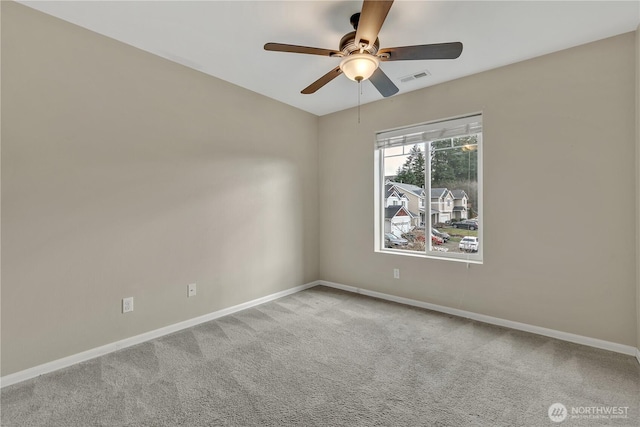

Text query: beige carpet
(2, 286), (639, 426)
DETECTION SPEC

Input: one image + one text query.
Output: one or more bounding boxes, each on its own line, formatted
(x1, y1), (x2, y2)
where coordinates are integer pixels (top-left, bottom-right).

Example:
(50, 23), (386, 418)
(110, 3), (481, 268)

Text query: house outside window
(375, 114), (483, 263)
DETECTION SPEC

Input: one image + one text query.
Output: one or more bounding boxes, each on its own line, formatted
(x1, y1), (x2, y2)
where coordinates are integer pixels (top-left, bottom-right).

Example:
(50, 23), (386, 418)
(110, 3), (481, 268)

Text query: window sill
(375, 248), (483, 265)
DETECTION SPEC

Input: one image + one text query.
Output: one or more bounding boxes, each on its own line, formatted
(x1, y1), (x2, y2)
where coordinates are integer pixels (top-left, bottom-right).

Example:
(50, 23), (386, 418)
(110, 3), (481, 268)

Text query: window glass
(376, 114), (482, 262)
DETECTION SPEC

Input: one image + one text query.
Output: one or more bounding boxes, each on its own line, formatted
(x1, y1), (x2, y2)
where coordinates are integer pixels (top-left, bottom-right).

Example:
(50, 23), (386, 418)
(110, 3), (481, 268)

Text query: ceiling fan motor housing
(339, 31), (380, 56)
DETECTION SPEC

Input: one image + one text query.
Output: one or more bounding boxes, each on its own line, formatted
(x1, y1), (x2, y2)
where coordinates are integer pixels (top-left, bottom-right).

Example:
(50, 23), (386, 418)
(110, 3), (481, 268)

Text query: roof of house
(389, 181), (424, 197)
(384, 184), (394, 198)
(453, 206), (467, 211)
(385, 205), (413, 219)
(452, 189), (468, 199)
(385, 184), (407, 199)
(431, 188), (449, 198)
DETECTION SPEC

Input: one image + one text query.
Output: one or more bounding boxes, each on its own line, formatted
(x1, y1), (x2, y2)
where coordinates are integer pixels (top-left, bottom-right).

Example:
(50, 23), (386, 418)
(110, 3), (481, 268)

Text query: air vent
(399, 69), (431, 83)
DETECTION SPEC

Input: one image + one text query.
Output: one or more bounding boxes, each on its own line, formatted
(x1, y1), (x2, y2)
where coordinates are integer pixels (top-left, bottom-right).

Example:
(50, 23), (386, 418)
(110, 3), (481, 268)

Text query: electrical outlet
(393, 268), (400, 279)
(122, 297), (134, 313)
(187, 283), (196, 297)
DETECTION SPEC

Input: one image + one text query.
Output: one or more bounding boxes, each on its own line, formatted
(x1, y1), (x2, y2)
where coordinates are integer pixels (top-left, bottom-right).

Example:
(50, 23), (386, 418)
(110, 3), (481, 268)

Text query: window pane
(384, 146), (406, 157)
(382, 143), (426, 253)
(432, 139), (452, 150)
(453, 136), (478, 148)
(428, 137), (479, 255)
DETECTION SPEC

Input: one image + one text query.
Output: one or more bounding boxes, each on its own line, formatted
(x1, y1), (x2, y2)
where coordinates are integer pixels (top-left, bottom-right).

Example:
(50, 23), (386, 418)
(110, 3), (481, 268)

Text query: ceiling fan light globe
(339, 53), (379, 82)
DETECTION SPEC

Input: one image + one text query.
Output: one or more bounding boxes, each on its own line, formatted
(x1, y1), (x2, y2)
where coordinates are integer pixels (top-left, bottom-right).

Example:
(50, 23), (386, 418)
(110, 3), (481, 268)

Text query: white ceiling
(20, 1), (640, 116)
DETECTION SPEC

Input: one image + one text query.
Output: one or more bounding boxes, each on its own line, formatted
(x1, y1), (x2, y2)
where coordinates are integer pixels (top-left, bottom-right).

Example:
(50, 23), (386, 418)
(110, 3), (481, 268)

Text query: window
(375, 114), (482, 262)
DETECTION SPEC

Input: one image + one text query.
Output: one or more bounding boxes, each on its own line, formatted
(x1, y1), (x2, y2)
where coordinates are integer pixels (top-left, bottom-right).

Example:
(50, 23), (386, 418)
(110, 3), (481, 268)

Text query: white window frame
(374, 113), (483, 264)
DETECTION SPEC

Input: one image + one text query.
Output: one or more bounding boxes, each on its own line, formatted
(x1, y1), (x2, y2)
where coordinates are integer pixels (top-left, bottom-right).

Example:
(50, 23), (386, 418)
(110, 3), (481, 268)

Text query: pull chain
(357, 79), (361, 124)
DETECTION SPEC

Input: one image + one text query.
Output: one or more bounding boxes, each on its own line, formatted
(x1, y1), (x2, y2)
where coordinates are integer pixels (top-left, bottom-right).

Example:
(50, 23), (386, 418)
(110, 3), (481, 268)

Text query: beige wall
(1, 2), (318, 375)
(319, 32), (637, 346)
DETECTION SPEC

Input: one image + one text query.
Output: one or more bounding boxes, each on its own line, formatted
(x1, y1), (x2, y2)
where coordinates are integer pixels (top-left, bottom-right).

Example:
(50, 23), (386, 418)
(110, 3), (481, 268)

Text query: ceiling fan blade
(369, 67), (399, 98)
(379, 42), (463, 61)
(264, 43), (340, 57)
(301, 66), (343, 94)
(354, 0), (394, 49)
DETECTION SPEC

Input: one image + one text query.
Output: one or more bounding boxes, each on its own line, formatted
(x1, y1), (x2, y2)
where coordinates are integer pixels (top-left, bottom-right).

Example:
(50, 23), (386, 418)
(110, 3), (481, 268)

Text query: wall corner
(635, 24), (640, 362)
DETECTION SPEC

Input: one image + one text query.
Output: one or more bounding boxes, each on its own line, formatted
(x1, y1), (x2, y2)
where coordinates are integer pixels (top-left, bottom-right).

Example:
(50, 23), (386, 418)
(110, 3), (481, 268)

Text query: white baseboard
(636, 348), (640, 365)
(0, 281), (320, 388)
(319, 280), (638, 357)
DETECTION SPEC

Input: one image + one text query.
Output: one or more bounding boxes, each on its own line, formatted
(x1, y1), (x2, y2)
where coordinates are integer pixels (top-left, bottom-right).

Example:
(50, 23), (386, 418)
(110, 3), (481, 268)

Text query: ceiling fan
(264, 0), (463, 98)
